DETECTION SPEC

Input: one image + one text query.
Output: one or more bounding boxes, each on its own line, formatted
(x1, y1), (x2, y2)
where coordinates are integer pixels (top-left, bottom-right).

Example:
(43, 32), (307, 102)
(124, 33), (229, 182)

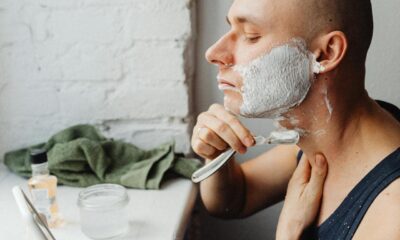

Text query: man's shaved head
(223, 0), (374, 68)
(229, 0), (374, 62)
(302, 0), (374, 61)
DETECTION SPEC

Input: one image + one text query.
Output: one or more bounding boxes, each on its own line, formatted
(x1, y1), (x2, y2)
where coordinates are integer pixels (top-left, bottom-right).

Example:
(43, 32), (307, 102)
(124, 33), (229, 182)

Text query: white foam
(322, 84), (333, 121)
(313, 129), (327, 137)
(233, 38), (323, 119)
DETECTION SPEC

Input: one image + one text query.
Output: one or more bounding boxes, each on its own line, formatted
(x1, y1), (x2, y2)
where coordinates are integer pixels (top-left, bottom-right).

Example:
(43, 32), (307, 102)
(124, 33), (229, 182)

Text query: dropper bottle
(27, 149), (61, 228)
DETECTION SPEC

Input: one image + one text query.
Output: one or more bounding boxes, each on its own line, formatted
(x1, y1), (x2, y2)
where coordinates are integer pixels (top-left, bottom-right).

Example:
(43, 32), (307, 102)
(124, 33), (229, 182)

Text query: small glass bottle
(28, 149), (60, 228)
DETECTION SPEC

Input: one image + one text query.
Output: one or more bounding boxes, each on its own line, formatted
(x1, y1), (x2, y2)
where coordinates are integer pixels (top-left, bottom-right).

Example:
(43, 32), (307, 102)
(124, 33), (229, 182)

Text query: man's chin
(223, 103), (241, 116)
(223, 95), (242, 115)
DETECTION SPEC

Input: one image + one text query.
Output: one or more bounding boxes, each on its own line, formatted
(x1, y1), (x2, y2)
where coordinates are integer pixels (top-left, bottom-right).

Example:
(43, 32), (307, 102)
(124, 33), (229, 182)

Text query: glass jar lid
(77, 184), (129, 210)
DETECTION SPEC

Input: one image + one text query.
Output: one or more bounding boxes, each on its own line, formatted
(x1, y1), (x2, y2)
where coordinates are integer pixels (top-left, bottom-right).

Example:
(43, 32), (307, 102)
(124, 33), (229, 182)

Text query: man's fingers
(192, 138), (217, 159)
(198, 127), (228, 151)
(192, 104), (252, 156)
(197, 112), (246, 153)
(308, 154), (328, 197)
(291, 153), (311, 185)
(209, 104), (255, 148)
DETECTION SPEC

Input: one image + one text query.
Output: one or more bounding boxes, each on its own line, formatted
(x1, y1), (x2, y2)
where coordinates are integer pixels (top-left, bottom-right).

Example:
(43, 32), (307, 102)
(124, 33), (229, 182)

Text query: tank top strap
(317, 148), (400, 239)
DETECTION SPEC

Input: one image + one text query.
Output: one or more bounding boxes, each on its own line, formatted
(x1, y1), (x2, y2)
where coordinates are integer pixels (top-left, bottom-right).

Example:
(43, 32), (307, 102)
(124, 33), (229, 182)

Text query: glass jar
(77, 184), (130, 239)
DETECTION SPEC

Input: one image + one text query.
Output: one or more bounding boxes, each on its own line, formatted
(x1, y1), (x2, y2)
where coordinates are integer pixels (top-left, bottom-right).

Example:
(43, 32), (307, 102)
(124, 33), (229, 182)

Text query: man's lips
(218, 80), (235, 87)
(217, 77), (242, 93)
(217, 75), (237, 87)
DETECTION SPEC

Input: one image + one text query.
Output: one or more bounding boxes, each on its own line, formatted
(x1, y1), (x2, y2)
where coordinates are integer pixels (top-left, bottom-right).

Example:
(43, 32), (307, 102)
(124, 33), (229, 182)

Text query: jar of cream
(77, 184), (130, 239)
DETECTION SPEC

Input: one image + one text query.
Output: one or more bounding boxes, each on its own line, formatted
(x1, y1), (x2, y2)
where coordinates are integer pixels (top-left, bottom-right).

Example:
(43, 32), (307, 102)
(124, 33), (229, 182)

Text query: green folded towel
(4, 124), (202, 189)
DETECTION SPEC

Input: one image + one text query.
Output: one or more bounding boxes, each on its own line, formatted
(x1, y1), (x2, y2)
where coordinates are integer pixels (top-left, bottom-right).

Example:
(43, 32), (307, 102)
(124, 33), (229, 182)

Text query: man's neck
(297, 94), (370, 167)
(279, 78), (400, 175)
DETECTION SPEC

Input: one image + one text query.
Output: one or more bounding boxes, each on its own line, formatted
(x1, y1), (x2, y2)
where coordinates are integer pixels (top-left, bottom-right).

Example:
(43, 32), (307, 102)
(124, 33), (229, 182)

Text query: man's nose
(205, 35), (234, 68)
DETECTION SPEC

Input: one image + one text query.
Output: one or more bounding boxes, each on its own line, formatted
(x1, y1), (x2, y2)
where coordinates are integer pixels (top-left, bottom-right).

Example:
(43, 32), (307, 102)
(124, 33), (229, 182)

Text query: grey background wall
(194, 0), (400, 239)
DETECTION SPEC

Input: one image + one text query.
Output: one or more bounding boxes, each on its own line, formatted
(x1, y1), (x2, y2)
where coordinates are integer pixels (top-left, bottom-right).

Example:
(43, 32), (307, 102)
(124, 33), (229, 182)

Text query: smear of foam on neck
(268, 130), (300, 144)
(313, 129), (327, 137)
(289, 116), (300, 126)
(273, 117), (309, 138)
(322, 84), (333, 121)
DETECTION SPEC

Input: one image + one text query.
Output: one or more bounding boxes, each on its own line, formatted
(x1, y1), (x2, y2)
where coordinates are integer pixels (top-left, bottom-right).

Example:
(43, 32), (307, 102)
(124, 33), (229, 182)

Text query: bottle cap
(30, 149), (48, 164)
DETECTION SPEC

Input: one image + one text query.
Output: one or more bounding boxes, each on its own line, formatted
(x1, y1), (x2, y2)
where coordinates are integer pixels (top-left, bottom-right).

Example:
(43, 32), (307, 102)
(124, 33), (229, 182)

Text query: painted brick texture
(0, 0), (195, 157)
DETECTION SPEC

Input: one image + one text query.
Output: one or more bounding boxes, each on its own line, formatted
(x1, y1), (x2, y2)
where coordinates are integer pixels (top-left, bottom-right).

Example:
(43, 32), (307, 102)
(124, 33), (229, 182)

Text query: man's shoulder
(376, 100), (400, 122)
(374, 177), (400, 207)
(353, 178), (400, 239)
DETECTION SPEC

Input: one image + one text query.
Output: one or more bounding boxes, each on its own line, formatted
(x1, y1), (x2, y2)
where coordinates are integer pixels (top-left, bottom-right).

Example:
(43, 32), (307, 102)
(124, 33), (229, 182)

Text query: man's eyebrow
(226, 15), (261, 27)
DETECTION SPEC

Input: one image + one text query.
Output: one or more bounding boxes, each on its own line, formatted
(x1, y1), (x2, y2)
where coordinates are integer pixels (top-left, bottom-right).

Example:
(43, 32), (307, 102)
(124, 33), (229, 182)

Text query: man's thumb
(308, 154), (328, 194)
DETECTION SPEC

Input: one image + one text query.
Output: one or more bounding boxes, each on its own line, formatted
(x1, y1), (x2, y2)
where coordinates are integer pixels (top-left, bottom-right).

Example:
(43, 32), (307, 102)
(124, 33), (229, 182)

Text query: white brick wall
(0, 0), (196, 157)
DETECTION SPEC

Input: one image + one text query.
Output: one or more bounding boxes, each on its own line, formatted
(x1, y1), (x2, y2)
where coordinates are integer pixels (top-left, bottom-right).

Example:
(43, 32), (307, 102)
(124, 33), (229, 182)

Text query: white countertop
(0, 163), (198, 240)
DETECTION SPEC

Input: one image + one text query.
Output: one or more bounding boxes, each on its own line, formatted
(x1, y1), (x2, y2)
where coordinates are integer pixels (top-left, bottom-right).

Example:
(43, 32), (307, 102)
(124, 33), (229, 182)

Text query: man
(191, 0), (400, 239)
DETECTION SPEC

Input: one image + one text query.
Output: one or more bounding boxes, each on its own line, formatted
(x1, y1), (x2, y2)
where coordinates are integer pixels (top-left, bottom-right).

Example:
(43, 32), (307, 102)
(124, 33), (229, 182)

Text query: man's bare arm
(200, 144), (300, 218)
(353, 179), (400, 240)
(192, 104), (300, 218)
(240, 144), (300, 217)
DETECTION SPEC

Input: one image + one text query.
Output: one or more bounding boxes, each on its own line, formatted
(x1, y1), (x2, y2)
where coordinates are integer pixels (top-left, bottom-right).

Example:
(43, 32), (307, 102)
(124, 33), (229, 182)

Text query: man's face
(206, 0), (308, 115)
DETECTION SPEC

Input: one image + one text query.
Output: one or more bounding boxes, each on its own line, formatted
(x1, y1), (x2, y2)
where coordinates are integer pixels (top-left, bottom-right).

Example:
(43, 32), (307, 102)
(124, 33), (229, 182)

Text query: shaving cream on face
(233, 39), (322, 118)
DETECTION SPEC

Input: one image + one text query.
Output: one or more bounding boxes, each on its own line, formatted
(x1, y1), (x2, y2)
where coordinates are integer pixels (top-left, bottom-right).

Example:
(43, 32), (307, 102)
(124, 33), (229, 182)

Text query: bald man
(191, 0), (400, 239)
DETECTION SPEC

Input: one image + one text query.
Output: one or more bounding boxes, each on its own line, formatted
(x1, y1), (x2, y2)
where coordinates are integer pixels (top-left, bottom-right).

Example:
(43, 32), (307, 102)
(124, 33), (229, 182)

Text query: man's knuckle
(216, 122), (228, 133)
(192, 140), (201, 151)
(197, 113), (206, 122)
(199, 148), (209, 157)
(209, 104), (221, 111)
(200, 128), (211, 141)
(226, 117), (240, 127)
(220, 141), (228, 148)
(313, 168), (325, 176)
(307, 191), (320, 200)
(233, 141), (243, 150)
(194, 139), (208, 152)
(215, 144), (226, 151)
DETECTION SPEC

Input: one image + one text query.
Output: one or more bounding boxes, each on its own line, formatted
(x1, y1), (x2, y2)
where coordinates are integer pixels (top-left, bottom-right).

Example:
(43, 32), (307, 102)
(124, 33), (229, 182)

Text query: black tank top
(297, 100), (400, 239)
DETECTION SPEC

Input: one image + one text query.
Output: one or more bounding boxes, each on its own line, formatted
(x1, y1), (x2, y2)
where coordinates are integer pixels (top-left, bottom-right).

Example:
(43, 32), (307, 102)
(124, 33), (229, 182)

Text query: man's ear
(312, 31), (348, 73)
